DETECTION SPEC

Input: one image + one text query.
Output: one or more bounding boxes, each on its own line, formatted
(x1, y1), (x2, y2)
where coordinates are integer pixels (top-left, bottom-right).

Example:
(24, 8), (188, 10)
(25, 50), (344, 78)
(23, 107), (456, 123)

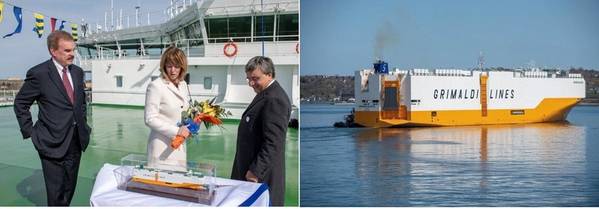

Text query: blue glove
(184, 118), (200, 134)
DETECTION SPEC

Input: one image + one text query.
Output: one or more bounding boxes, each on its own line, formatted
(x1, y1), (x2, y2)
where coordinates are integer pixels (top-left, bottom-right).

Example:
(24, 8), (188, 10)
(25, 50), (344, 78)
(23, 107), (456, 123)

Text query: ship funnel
(374, 60), (389, 74)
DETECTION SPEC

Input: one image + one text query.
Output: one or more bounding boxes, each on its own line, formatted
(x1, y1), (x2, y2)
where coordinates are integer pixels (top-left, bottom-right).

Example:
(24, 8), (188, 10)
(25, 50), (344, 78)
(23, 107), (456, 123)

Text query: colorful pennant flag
(32, 12), (44, 38)
(59, 20), (65, 30)
(50, 17), (56, 32)
(71, 23), (77, 41)
(3, 6), (22, 38)
(0, 1), (5, 24)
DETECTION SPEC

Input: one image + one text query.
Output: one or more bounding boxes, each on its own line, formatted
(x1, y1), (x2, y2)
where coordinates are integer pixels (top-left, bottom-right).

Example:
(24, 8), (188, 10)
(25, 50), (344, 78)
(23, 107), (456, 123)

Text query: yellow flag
(0, 1), (5, 23)
(71, 23), (78, 41)
(33, 13), (44, 38)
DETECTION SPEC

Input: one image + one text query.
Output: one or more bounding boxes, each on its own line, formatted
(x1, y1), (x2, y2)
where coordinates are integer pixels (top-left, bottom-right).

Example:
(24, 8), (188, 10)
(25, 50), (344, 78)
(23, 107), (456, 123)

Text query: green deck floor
(0, 105), (298, 206)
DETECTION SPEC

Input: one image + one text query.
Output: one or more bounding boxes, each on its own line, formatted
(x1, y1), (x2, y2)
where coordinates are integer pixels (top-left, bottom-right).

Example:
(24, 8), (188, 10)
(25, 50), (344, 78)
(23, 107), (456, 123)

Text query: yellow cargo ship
(354, 61), (585, 128)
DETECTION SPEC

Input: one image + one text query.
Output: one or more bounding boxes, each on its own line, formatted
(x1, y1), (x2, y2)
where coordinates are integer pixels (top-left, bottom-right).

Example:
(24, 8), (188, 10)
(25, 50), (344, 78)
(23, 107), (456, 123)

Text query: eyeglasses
(246, 75), (264, 83)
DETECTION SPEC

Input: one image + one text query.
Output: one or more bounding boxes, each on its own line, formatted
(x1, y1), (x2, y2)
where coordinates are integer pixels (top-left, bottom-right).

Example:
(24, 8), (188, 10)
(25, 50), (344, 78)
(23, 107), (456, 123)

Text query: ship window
(115, 76), (123, 88)
(229, 16), (251, 41)
(88, 48), (97, 58)
(254, 15), (274, 42)
(431, 111), (437, 117)
(205, 18), (229, 42)
(511, 110), (525, 115)
(204, 77), (213, 90)
(205, 17), (252, 43)
(277, 14), (298, 41)
(183, 21), (203, 44)
(77, 46), (89, 58)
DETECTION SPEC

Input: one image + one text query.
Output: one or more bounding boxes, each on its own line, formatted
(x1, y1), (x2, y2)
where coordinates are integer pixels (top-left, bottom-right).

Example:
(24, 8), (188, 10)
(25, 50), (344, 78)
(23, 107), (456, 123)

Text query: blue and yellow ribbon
(32, 12), (44, 38)
(3, 6), (22, 38)
(0, 1), (5, 24)
(70, 23), (77, 41)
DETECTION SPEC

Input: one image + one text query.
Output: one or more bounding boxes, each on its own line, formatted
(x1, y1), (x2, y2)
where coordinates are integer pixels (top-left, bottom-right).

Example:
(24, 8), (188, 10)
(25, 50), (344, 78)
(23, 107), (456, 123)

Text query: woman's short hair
(160, 46), (188, 81)
(245, 56), (275, 78)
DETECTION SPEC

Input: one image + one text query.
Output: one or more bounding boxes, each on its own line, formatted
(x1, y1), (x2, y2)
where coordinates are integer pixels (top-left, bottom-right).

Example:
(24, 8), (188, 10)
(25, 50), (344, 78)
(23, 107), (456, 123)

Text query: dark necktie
(62, 67), (75, 104)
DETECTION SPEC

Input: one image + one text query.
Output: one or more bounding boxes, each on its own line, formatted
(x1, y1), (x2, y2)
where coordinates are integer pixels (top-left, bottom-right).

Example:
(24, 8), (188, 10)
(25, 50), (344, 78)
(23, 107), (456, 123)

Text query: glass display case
(114, 154), (216, 204)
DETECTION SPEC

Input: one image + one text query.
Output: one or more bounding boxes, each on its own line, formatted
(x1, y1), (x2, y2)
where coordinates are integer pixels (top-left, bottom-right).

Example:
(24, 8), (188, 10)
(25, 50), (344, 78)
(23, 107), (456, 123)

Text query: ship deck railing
(400, 68), (584, 79)
(77, 35), (299, 61)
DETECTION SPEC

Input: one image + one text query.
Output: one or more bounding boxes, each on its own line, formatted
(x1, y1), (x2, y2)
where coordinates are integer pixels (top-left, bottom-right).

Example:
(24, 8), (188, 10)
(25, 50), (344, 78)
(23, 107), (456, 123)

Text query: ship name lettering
(433, 89), (514, 100)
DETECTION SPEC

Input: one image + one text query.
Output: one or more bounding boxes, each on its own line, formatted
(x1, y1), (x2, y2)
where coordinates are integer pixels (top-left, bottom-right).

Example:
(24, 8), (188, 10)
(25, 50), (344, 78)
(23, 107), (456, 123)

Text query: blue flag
(59, 20), (66, 30)
(3, 6), (22, 38)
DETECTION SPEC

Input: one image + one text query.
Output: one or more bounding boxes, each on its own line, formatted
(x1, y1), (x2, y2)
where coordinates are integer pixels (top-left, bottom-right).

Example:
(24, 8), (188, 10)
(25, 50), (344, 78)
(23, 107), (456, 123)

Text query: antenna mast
(478, 51), (485, 71)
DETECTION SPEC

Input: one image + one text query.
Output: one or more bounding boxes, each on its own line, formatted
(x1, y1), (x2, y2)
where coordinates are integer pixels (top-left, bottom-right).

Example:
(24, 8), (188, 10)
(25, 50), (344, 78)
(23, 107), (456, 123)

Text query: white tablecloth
(90, 163), (269, 206)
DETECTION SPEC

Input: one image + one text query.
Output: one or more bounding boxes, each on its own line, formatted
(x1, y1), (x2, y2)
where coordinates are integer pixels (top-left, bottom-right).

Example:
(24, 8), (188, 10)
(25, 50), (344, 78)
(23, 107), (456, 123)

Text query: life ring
(295, 43), (300, 54)
(223, 42), (238, 57)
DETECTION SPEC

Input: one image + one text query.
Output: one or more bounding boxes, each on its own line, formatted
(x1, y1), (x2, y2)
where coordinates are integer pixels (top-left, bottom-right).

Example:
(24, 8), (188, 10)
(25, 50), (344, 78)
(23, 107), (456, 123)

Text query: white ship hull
(354, 67), (585, 127)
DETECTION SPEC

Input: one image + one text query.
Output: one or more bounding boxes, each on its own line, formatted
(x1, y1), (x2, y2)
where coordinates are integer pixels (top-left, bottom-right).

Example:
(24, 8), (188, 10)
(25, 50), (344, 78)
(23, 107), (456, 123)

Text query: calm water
(0, 105), (298, 206)
(300, 104), (599, 206)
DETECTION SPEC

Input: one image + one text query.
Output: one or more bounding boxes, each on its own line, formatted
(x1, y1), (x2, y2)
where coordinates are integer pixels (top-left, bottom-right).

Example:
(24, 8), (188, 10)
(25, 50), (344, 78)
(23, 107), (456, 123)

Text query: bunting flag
(0, 1), (5, 24)
(50, 17), (56, 32)
(70, 23), (77, 41)
(59, 20), (65, 30)
(32, 13), (44, 38)
(3, 6), (22, 38)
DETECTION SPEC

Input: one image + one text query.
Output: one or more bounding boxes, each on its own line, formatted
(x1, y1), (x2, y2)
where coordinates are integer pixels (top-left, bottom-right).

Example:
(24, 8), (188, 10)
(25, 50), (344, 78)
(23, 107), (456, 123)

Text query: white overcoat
(144, 78), (190, 171)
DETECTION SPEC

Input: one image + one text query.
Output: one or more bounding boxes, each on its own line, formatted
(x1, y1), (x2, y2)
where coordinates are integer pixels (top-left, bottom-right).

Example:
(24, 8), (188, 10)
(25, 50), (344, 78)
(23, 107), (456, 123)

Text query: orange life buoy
(223, 42), (238, 57)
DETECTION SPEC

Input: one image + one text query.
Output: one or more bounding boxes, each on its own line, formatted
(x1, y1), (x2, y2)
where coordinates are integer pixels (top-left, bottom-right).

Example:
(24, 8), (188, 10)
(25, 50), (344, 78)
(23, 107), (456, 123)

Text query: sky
(300, 0), (599, 75)
(0, 0), (174, 79)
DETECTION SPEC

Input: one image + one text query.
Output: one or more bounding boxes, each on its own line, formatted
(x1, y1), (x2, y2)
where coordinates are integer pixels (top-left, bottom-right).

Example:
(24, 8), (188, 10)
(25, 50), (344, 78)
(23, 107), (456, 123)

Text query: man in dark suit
(231, 56), (291, 206)
(14, 30), (91, 206)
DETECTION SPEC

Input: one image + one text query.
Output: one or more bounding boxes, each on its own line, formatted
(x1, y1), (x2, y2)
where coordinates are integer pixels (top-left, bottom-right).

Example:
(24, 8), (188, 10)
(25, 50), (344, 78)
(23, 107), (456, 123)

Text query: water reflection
(350, 122), (586, 206)
(480, 127), (488, 193)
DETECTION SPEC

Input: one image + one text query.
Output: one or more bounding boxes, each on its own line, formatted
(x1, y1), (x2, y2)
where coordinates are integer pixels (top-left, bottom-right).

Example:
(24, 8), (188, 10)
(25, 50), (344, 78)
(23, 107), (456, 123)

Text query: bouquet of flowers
(171, 97), (232, 149)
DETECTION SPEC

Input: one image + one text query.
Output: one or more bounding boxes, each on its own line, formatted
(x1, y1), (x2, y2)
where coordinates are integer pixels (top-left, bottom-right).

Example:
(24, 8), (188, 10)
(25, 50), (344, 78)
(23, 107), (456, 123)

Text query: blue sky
(0, 0), (169, 79)
(300, 0), (599, 75)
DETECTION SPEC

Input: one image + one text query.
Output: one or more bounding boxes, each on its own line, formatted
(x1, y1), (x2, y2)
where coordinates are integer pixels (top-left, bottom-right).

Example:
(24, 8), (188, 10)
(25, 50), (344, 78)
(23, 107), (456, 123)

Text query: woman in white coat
(144, 46), (191, 171)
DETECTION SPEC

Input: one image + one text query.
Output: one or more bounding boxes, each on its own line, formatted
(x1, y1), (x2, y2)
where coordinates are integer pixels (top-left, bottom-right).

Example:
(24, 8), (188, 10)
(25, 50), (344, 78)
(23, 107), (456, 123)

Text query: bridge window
(205, 17), (251, 43)
(205, 18), (229, 42)
(228, 16), (252, 42)
(254, 15), (274, 41)
(277, 14), (298, 41)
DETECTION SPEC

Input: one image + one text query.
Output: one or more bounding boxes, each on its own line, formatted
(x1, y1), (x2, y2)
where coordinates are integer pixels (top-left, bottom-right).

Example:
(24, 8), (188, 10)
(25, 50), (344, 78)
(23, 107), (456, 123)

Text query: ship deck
(0, 105), (298, 206)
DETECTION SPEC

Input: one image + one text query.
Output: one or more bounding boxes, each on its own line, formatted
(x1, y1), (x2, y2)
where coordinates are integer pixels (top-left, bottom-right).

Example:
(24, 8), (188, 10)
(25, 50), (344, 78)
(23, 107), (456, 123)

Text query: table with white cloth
(90, 163), (270, 206)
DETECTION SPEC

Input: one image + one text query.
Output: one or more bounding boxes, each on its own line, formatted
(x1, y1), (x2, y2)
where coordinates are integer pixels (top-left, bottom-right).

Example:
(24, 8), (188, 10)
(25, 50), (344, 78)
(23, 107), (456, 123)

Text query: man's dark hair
(245, 56), (275, 78)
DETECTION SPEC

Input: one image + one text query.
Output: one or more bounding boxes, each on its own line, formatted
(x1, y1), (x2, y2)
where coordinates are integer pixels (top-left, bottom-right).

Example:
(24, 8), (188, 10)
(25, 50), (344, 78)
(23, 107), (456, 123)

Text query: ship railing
(79, 34), (298, 60)
(0, 89), (18, 102)
(205, 1), (299, 17)
(433, 69), (472, 77)
(206, 35), (299, 43)
(568, 74), (583, 78)
(391, 69), (408, 75)
(411, 69), (430, 76)
(513, 71), (583, 79)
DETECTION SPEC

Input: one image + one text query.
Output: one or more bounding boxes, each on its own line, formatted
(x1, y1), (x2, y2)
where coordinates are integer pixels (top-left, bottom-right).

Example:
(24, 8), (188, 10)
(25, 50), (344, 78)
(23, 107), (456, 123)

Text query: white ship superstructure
(76, 0), (299, 120)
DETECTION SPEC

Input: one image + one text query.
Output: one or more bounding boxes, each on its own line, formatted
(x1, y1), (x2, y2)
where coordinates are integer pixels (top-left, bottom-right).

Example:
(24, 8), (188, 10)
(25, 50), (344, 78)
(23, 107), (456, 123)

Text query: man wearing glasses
(231, 56), (291, 206)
